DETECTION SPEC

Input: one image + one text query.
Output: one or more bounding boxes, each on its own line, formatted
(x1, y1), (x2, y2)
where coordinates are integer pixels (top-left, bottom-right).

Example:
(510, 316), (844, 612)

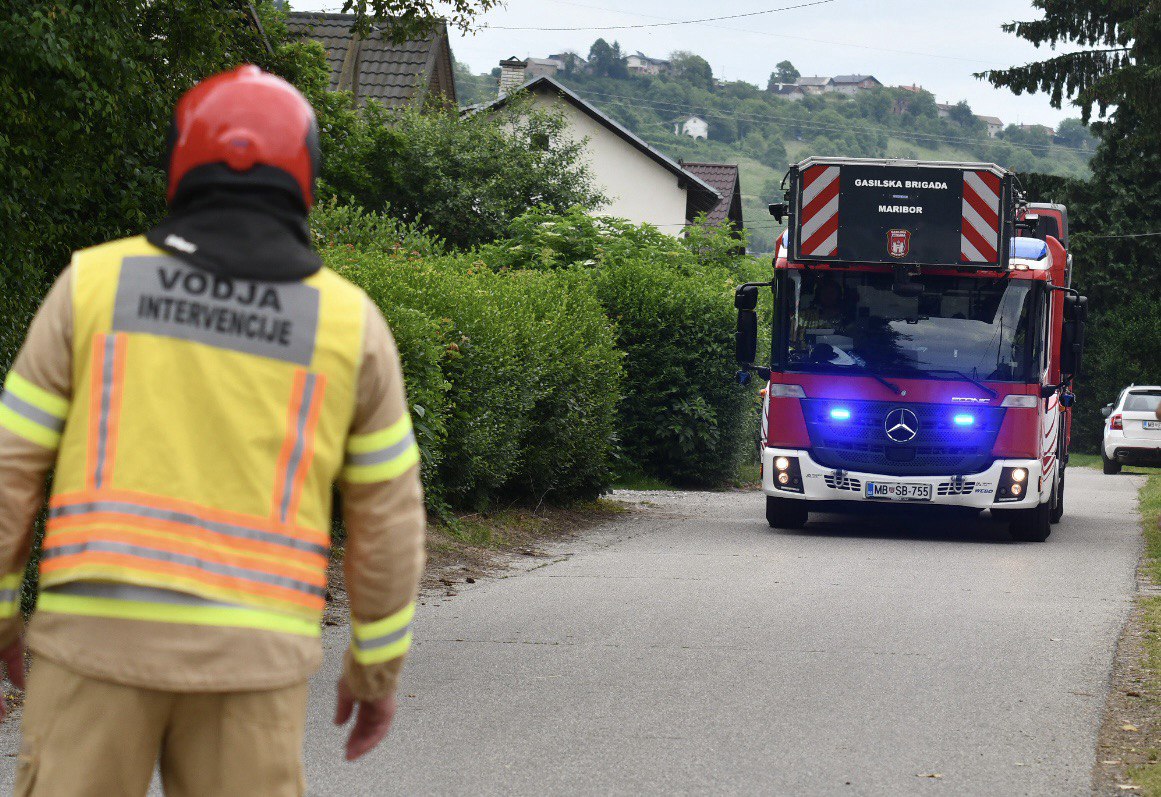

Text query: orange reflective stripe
(47, 509), (327, 570)
(272, 371), (307, 521)
(44, 525), (326, 584)
(272, 372), (327, 525)
(40, 552), (325, 612)
(50, 489), (330, 549)
(86, 334), (127, 491)
(285, 374), (325, 526)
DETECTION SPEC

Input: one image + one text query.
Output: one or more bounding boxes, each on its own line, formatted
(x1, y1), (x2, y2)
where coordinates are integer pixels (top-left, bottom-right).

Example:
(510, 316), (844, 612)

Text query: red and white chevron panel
(799, 165), (840, 257)
(960, 170), (1002, 263)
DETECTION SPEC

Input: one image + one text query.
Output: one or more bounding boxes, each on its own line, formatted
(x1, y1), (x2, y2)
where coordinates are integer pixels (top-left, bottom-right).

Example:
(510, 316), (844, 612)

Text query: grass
(611, 471), (678, 491)
(1117, 468), (1161, 793)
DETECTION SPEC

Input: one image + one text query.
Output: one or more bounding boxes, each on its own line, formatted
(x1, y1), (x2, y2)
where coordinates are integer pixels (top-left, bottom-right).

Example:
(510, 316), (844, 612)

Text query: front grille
(801, 399), (1004, 477)
(937, 480), (977, 496)
(824, 474), (863, 492)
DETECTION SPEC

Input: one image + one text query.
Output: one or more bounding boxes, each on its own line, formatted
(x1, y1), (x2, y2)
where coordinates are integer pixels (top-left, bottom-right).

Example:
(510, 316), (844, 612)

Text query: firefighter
(0, 65), (425, 795)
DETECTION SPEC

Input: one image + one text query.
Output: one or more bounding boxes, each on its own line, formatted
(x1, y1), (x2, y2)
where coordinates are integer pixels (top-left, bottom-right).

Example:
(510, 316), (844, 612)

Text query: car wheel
(1010, 494), (1052, 542)
(766, 496), (808, 529)
(1050, 466), (1065, 524)
(1102, 449), (1122, 475)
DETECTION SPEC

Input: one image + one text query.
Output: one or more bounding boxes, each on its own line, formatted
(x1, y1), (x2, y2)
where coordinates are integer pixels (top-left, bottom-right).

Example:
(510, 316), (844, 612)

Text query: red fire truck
(735, 158), (1088, 542)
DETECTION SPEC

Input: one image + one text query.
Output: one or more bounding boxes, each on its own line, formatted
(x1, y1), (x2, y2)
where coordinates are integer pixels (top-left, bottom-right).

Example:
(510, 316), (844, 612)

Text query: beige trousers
(14, 657), (308, 797)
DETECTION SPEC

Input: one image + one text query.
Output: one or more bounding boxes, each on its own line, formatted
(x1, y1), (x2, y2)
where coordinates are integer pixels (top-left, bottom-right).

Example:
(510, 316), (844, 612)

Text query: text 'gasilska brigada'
(855, 179), (950, 190)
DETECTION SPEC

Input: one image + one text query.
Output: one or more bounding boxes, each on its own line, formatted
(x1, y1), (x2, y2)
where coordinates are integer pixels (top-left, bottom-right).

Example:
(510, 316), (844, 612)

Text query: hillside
(456, 62), (1095, 253)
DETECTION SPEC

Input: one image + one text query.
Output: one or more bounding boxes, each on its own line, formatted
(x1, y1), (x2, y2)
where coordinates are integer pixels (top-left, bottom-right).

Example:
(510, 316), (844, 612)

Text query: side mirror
(1040, 384), (1057, 399)
(736, 306), (758, 366)
(1061, 294), (1087, 378)
(1100, 404), (1113, 418)
(768, 202), (787, 223)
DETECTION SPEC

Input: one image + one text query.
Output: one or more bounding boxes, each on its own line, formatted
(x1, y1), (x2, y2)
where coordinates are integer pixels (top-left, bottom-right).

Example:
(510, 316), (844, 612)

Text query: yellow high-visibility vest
(34, 236), (368, 637)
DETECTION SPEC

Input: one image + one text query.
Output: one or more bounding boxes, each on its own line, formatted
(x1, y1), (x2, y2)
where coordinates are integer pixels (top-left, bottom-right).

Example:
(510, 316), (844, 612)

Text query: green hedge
(326, 248), (623, 510)
(476, 206), (760, 486)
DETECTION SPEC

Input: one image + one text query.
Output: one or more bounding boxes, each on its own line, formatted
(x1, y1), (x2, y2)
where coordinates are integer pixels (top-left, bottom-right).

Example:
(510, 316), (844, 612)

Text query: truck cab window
(783, 270), (1034, 382)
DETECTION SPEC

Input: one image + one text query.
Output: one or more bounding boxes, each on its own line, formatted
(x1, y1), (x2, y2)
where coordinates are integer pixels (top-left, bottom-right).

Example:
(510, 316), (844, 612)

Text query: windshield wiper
(841, 362), (905, 396)
(913, 369), (998, 399)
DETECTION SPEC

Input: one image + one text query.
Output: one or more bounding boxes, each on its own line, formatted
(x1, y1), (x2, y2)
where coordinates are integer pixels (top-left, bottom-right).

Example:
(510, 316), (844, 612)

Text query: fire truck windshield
(782, 270), (1035, 382)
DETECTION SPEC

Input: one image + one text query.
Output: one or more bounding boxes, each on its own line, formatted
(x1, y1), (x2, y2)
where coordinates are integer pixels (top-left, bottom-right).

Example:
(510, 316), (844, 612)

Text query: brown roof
(284, 12), (456, 109)
(682, 162), (743, 228)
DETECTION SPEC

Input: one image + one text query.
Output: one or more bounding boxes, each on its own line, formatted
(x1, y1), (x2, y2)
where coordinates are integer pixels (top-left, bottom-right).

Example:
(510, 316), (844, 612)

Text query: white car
(1101, 386), (1161, 473)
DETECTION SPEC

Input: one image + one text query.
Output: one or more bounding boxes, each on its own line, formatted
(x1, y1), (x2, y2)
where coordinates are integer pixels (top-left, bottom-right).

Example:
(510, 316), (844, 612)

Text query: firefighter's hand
(0, 638), (26, 720)
(334, 678), (396, 761)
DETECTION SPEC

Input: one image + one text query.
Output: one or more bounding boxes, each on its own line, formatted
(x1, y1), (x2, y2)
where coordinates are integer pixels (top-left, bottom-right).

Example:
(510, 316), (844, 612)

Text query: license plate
(1145, 421), (1161, 430)
(865, 482), (932, 501)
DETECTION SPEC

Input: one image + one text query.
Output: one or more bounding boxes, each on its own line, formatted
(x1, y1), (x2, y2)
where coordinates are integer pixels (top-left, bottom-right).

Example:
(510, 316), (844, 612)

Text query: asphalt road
(299, 467), (1144, 796)
(0, 467), (1146, 795)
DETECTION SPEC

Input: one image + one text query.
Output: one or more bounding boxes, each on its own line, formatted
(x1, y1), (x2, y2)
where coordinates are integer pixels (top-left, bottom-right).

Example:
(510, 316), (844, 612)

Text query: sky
(292, 0), (1086, 128)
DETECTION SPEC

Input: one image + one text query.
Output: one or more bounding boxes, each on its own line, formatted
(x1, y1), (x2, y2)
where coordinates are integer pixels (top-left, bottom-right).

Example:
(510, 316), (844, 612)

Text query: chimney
(498, 57), (527, 97)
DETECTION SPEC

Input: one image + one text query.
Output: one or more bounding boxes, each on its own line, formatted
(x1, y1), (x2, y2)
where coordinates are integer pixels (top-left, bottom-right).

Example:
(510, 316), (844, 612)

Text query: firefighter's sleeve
(337, 298), (426, 701)
(0, 269), (73, 650)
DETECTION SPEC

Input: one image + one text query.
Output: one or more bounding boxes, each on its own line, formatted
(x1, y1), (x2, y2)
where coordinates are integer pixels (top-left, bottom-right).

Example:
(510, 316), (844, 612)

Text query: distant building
(936, 102), (953, 119)
(976, 115), (1004, 138)
(896, 84), (925, 94)
(674, 115), (709, 140)
(548, 52), (588, 74)
(626, 51), (670, 76)
(794, 76), (831, 96)
(284, 12), (457, 109)
(524, 57), (562, 80)
(681, 162), (746, 251)
(828, 74), (882, 95)
(471, 75), (721, 236)
(769, 82), (805, 101)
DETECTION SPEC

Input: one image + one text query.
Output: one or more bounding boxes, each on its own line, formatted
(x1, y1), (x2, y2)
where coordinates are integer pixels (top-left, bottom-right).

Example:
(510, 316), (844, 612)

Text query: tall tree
(670, 51), (714, 91)
(774, 60), (800, 84)
(981, 1), (1161, 448)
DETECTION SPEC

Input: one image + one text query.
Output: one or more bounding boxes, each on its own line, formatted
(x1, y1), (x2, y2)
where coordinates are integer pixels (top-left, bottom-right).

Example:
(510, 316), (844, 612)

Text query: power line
(486, 0), (836, 31)
(1081, 230), (1161, 239)
(536, 0), (991, 65)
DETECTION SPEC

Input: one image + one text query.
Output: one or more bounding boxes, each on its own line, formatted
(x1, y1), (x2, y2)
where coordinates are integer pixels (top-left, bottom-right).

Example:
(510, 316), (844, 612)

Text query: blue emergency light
(953, 413), (975, 427)
(1009, 238), (1048, 260)
(829, 407), (851, 421)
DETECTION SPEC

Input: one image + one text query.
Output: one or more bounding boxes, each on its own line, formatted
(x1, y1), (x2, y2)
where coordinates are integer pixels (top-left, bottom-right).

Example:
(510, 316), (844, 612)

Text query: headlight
(1001, 395), (1038, 408)
(768, 384), (806, 398)
(771, 456), (803, 493)
(995, 466), (1031, 502)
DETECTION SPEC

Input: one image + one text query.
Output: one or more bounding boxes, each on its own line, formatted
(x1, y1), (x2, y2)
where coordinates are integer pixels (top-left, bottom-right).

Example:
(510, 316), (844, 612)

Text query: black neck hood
(146, 186), (321, 283)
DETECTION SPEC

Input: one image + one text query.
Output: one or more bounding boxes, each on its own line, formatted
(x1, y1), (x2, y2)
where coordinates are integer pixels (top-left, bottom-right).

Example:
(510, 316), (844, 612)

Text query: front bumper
(762, 447), (1045, 509)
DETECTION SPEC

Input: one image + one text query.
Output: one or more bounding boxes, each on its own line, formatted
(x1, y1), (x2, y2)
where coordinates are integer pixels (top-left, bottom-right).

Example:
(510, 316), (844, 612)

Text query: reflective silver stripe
(345, 430), (417, 468)
(49, 500), (328, 557)
(0, 391), (65, 432)
(44, 581), (240, 608)
(94, 335), (117, 489)
(279, 374), (317, 523)
(353, 624), (412, 652)
(42, 541), (326, 597)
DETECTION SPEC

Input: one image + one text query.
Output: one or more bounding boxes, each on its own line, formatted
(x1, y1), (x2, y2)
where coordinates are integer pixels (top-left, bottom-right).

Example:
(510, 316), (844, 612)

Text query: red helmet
(166, 65), (320, 209)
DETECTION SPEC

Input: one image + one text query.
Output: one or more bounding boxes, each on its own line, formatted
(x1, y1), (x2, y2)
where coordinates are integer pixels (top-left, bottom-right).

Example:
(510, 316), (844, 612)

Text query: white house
(626, 51), (670, 76)
(976, 115), (1004, 138)
(674, 115), (709, 140)
(472, 76), (721, 235)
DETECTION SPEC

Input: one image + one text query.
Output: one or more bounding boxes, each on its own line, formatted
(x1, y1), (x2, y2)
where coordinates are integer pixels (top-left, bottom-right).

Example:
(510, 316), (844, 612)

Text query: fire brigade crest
(887, 229), (911, 259)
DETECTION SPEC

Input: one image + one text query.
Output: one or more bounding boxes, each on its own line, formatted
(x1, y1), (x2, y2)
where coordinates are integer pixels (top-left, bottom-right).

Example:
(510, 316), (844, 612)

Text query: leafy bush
(477, 206), (758, 486)
(326, 248), (622, 510)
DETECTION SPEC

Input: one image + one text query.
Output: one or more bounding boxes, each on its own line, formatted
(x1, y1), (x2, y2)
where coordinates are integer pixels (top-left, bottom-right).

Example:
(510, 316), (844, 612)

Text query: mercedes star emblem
(884, 408), (919, 443)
